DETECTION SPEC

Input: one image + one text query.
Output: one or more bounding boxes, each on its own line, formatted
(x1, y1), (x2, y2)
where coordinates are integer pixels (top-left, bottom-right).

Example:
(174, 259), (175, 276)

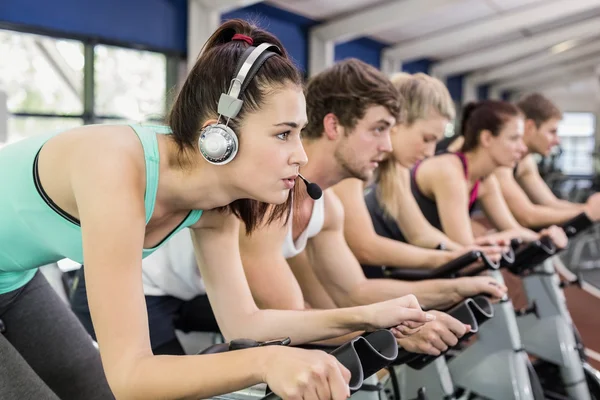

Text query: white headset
(198, 42), (281, 165)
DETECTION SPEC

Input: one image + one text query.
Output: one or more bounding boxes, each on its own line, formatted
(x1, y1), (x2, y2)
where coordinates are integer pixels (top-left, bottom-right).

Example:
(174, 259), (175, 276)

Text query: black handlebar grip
(386, 250), (481, 281)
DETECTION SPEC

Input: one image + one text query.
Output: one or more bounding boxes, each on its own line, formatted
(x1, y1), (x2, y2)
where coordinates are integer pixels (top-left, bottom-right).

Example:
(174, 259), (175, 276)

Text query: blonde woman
(334, 73), (502, 277)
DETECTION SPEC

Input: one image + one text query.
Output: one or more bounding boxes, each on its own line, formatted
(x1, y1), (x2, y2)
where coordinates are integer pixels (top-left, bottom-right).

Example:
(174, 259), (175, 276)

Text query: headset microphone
(298, 174), (323, 200)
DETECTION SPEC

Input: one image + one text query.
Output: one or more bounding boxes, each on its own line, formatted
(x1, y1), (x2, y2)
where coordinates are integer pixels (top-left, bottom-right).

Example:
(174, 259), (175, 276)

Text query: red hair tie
(232, 33), (253, 46)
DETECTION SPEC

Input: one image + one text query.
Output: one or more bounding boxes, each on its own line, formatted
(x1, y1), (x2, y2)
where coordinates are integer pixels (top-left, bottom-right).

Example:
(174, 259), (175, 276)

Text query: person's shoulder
(331, 178), (363, 197)
(322, 189), (344, 230)
(519, 154), (539, 175)
(419, 153), (464, 180)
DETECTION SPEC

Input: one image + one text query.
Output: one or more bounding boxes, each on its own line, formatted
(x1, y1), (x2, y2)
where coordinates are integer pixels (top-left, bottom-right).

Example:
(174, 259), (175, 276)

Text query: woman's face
(392, 111), (449, 168)
(230, 84), (308, 204)
(487, 115), (528, 168)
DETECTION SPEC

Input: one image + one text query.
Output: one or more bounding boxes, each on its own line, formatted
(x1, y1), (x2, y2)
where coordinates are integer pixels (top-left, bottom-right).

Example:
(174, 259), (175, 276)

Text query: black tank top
(435, 135), (459, 154)
(362, 153), (480, 278)
(411, 152), (480, 231)
(364, 186), (408, 244)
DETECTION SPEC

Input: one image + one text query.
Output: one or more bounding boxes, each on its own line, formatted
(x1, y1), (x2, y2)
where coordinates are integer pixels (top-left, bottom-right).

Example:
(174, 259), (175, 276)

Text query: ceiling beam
(468, 39), (600, 85)
(532, 70), (598, 91)
(384, 0), (600, 62)
(198, 0), (263, 13)
(308, 35), (335, 77)
(490, 56), (600, 91)
(188, 1), (220, 71)
(311, 0), (460, 44)
(431, 15), (600, 77)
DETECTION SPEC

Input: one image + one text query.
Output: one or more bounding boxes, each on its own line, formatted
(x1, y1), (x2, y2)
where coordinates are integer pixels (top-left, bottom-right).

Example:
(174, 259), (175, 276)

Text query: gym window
(0, 28), (175, 146)
(0, 30), (85, 144)
(94, 44), (167, 122)
(557, 112), (596, 176)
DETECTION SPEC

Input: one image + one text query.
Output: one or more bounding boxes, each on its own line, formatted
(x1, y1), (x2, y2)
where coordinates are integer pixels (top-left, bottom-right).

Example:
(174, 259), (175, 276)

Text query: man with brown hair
(494, 92), (600, 228)
(239, 58), (507, 355)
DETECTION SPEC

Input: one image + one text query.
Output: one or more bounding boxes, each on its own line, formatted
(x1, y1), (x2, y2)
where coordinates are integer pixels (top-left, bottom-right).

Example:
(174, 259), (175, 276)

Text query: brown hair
(516, 93), (562, 127)
(377, 73), (455, 221)
(303, 58), (402, 139)
(460, 100), (522, 152)
(166, 19), (302, 233)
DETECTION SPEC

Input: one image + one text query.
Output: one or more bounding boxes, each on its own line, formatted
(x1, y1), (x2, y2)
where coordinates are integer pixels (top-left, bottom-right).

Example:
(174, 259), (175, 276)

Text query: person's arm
(198, 209), (432, 345)
(331, 179), (455, 269)
(477, 175), (539, 242)
(74, 155), (318, 400)
(382, 170), (463, 250)
(304, 191), (506, 310)
(288, 250), (339, 310)
(519, 155), (584, 210)
(238, 216), (307, 310)
(420, 159), (475, 245)
(237, 212), (367, 347)
(495, 166), (581, 228)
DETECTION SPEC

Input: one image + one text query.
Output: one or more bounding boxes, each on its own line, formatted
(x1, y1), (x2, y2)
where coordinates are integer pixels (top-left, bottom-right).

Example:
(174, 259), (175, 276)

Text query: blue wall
(0, 0), (187, 53)
(224, 3), (387, 73)
(402, 59), (432, 74)
(1, 0), (389, 72)
(446, 75), (464, 104)
(478, 85), (490, 100)
(335, 38), (387, 70)
(222, 3), (316, 74)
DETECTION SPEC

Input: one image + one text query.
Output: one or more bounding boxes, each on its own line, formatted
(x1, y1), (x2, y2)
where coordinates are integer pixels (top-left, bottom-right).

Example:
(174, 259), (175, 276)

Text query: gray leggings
(0, 271), (114, 399)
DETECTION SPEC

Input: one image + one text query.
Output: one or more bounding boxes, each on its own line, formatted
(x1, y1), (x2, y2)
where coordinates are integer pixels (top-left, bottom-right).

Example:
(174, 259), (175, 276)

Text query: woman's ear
(479, 129), (494, 148)
(201, 118), (219, 130)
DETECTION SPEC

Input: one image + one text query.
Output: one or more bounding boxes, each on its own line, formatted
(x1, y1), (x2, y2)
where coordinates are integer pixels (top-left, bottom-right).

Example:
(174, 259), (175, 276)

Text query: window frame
(0, 22), (182, 130)
(557, 111), (597, 177)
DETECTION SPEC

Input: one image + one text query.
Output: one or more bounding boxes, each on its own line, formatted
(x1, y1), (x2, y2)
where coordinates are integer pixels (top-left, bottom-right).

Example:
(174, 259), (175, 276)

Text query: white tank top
(142, 228), (205, 300)
(282, 196), (326, 259)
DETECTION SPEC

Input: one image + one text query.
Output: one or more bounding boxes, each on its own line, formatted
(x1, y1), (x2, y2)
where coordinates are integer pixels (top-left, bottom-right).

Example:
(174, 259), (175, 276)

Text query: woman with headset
(0, 20), (432, 400)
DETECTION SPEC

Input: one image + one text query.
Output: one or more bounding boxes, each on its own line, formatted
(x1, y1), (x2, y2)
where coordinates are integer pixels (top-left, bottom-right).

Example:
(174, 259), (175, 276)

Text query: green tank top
(0, 124), (203, 294)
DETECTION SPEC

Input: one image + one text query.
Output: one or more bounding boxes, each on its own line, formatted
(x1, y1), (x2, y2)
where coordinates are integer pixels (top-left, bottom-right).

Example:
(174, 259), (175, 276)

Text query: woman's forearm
(352, 234), (450, 269)
(347, 278), (461, 310)
(231, 307), (368, 345)
(113, 348), (270, 400)
(410, 227), (463, 251)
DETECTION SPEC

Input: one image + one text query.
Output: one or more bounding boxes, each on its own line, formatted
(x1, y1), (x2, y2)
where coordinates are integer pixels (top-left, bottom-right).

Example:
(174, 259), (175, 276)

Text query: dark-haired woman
(0, 20), (431, 400)
(410, 100), (567, 247)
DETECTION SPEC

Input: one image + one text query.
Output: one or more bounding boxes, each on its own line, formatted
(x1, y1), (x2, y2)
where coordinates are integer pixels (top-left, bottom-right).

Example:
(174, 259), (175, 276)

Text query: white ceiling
(373, 0), (494, 45)
(269, 0), (549, 44)
(266, 0), (600, 93)
(267, 0), (390, 20)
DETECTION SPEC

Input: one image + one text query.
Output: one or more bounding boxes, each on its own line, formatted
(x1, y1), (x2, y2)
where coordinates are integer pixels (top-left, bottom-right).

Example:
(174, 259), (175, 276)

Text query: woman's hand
(361, 294), (435, 335)
(539, 225), (568, 250)
(446, 244), (507, 265)
(584, 192), (600, 221)
(262, 346), (351, 400)
(396, 310), (469, 355)
(454, 276), (508, 302)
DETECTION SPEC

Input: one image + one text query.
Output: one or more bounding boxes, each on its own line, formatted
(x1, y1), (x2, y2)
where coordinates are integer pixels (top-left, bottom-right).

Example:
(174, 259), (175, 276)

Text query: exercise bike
(452, 213), (600, 399)
(385, 246), (544, 400)
(510, 213), (600, 400)
(203, 329), (427, 400)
